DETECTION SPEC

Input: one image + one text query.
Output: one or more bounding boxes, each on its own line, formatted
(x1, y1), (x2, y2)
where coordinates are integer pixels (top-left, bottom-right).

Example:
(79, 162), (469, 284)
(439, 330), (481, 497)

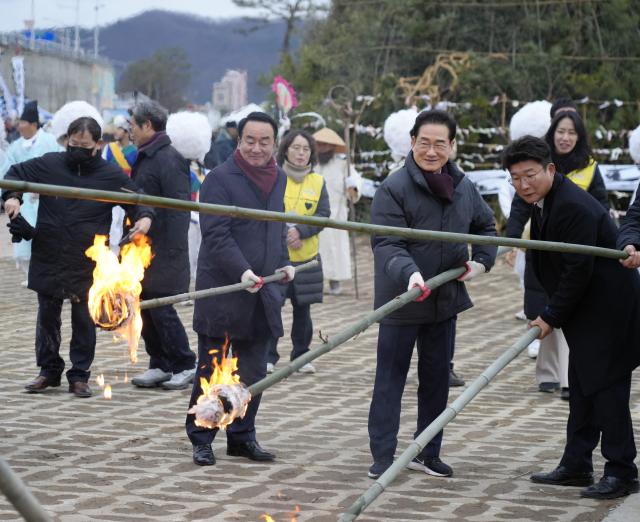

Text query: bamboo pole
(139, 260), (318, 310)
(0, 180), (628, 260)
(0, 457), (52, 522)
(339, 326), (542, 521)
(248, 267), (466, 396)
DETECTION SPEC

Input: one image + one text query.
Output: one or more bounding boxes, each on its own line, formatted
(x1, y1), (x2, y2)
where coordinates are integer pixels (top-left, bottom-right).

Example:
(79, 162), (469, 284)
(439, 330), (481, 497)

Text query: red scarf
(233, 149), (278, 199)
(422, 162), (454, 203)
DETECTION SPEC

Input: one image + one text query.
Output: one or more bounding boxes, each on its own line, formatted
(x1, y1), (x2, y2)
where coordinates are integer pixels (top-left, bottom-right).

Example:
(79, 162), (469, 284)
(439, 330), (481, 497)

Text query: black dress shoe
(193, 444), (216, 466)
(580, 476), (639, 499)
(449, 369), (465, 387)
(69, 381), (92, 398)
(25, 375), (61, 393)
(530, 466), (594, 487)
(227, 440), (275, 462)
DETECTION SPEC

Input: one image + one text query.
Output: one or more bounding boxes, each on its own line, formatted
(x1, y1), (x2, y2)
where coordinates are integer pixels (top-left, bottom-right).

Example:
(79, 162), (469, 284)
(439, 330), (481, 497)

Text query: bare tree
(233, 0), (325, 59)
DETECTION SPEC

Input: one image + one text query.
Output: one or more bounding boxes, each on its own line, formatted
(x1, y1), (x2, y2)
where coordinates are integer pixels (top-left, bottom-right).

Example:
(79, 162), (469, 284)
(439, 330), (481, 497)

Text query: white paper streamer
(11, 56), (25, 118)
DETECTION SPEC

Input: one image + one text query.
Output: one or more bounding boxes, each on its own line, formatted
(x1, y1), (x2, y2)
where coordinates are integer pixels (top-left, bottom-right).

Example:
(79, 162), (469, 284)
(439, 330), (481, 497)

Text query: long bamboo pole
(339, 326), (542, 521)
(0, 457), (52, 522)
(248, 267), (466, 396)
(0, 180), (628, 260)
(139, 260), (318, 310)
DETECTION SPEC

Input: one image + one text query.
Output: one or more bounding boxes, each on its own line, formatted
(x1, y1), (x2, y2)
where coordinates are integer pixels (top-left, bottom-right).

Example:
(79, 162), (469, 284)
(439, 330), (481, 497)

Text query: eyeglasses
(414, 140), (450, 152)
(508, 167), (546, 186)
(289, 145), (311, 153)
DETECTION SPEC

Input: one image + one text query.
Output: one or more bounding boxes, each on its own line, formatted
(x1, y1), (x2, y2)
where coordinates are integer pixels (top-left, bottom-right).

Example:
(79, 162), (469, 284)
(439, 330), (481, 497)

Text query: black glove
(7, 214), (36, 242)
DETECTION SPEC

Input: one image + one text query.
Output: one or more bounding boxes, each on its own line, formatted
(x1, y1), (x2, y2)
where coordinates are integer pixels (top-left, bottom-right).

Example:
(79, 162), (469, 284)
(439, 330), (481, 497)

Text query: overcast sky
(0, 0), (263, 32)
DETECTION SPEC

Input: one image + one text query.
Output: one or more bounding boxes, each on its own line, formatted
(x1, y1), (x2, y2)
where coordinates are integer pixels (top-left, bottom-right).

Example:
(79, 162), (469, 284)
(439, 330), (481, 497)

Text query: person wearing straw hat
(312, 127), (362, 295)
(503, 135), (640, 500)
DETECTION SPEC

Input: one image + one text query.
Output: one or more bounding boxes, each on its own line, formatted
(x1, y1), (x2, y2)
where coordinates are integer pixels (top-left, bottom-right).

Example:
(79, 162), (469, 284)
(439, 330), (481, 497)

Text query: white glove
(407, 271), (425, 292)
(276, 265), (295, 283)
(408, 271), (430, 302)
(241, 269), (263, 293)
(458, 261), (486, 282)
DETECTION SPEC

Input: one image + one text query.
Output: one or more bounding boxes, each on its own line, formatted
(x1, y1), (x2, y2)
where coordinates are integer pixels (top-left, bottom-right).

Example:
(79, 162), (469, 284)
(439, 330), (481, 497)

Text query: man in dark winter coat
(617, 185), (640, 269)
(503, 135), (640, 500)
(1, 117), (153, 398)
(186, 112), (294, 467)
(128, 101), (196, 391)
(367, 110), (497, 480)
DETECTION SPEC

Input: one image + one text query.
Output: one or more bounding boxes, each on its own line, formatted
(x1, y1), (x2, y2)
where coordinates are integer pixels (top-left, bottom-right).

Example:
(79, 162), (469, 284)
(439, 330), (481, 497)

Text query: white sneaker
(527, 339), (540, 359)
(161, 368), (196, 390)
(131, 368), (172, 388)
(515, 309), (527, 321)
(298, 363), (316, 374)
(266, 363), (275, 374)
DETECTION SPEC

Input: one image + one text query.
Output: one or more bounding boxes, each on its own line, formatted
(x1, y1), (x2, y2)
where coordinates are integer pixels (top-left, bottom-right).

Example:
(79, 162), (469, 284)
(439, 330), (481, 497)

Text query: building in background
(212, 70), (247, 113)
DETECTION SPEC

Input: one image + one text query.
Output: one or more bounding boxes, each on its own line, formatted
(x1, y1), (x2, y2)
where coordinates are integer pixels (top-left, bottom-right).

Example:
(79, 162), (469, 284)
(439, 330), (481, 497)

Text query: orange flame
(85, 235), (152, 363)
(258, 507), (300, 522)
(188, 337), (251, 430)
(103, 384), (112, 400)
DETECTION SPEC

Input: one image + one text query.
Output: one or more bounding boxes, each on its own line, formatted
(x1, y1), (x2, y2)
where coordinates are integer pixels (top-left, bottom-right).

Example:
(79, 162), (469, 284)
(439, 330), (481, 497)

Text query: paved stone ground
(0, 217), (638, 521)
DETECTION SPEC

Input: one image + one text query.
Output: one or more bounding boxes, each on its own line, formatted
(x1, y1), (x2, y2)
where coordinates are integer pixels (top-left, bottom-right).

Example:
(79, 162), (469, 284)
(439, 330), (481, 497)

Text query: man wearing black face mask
(1, 117), (154, 398)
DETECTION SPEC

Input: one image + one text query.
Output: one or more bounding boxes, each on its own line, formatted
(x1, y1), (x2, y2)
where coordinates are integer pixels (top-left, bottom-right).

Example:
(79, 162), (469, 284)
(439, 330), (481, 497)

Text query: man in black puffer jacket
(128, 101), (196, 391)
(367, 110), (497, 480)
(2, 117), (154, 398)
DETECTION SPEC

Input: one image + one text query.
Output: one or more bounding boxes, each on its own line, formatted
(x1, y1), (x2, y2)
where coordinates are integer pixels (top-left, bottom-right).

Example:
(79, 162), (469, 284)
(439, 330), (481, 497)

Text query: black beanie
(20, 100), (39, 124)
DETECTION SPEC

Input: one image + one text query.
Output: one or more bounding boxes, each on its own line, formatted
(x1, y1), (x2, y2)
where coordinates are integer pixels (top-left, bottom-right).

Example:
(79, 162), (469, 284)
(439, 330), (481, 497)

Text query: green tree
(118, 48), (192, 112)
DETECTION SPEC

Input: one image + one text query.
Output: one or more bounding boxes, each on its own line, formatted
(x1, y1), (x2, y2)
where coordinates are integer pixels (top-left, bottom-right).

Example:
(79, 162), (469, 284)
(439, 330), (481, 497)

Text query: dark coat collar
(405, 152), (464, 193)
(138, 132), (171, 158)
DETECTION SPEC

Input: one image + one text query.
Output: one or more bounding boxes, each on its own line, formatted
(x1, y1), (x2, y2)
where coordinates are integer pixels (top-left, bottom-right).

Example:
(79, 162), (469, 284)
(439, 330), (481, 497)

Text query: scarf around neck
(408, 153), (454, 203)
(282, 159), (312, 183)
(138, 131), (166, 154)
(233, 148), (278, 199)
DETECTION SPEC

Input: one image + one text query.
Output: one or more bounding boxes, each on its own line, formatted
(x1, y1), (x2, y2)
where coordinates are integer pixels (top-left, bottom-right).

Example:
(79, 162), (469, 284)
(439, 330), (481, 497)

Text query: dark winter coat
(506, 166), (610, 319)
(1, 152), (154, 300)
(531, 174), (640, 395)
(617, 185), (640, 250)
(371, 154), (498, 325)
(193, 155), (289, 340)
(131, 133), (191, 296)
(288, 181), (330, 306)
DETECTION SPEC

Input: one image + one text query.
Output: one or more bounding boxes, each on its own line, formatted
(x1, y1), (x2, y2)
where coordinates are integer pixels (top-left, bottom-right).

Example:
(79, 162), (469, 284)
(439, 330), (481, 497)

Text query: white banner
(0, 73), (14, 119)
(11, 56), (25, 117)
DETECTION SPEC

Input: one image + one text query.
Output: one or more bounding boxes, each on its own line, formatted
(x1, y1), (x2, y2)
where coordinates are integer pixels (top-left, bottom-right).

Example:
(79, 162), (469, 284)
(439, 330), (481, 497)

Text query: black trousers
(35, 293), (96, 383)
(368, 318), (455, 464)
(267, 285), (313, 364)
(559, 364), (637, 480)
(140, 291), (195, 373)
(186, 332), (269, 446)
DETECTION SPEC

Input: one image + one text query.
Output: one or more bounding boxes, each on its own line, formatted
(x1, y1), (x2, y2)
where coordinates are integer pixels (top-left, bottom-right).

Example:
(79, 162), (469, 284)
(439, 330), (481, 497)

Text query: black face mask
(67, 146), (95, 167)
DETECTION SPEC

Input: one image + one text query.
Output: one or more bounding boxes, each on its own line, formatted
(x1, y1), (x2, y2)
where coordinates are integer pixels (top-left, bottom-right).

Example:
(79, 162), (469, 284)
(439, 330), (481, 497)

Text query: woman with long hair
(266, 129), (330, 374)
(545, 110), (609, 209)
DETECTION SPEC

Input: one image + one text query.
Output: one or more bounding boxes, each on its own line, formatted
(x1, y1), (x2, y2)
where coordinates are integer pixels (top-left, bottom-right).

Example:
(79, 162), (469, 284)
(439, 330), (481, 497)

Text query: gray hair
(128, 101), (168, 132)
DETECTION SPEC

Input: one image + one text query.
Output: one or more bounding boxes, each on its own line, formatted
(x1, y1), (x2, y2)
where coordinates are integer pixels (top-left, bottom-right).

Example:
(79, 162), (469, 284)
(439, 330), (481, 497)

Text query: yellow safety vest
(566, 158), (597, 192)
(284, 172), (324, 262)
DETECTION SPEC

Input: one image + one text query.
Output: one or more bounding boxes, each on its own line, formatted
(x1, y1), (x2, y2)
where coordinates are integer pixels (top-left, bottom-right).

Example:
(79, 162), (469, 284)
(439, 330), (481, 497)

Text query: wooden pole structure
(340, 326), (542, 521)
(248, 267), (465, 396)
(0, 180), (628, 260)
(0, 458), (52, 522)
(139, 260), (318, 310)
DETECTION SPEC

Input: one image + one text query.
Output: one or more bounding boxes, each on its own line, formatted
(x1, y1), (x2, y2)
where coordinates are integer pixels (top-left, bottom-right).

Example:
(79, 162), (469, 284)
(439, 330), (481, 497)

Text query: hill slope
(97, 10), (293, 103)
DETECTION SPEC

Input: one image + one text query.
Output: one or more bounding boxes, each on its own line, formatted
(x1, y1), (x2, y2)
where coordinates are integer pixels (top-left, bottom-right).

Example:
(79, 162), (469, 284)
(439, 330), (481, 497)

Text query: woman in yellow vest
(266, 129), (330, 374)
(545, 110), (609, 209)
